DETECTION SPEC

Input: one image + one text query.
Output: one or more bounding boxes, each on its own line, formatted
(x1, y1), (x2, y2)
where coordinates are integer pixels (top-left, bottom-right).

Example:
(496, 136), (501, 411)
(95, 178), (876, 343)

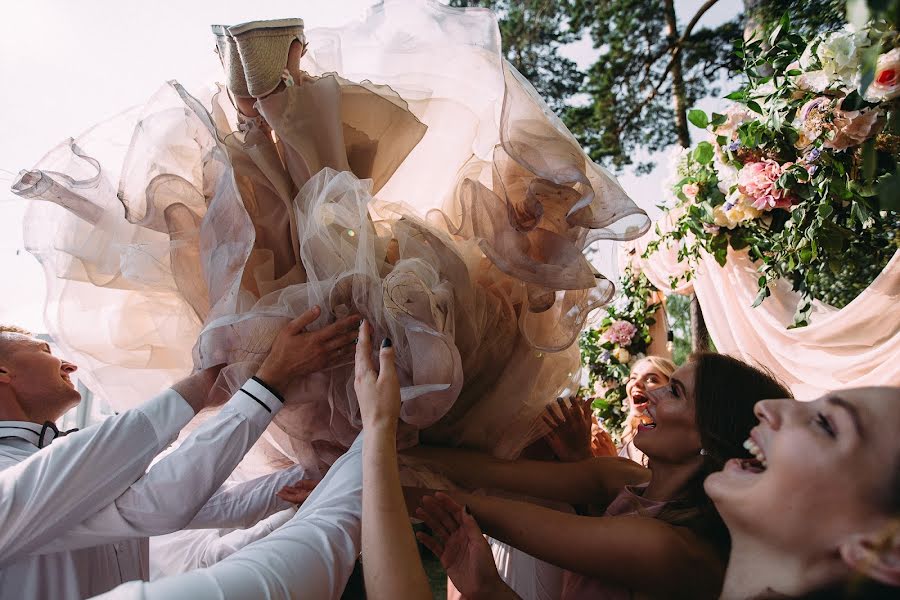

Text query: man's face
(0, 334), (81, 418)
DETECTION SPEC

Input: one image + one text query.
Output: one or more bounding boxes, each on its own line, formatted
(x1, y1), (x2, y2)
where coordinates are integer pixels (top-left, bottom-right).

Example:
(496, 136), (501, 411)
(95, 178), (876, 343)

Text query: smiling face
(633, 362), (703, 463)
(705, 387), (900, 559)
(626, 361), (671, 416)
(0, 333), (81, 421)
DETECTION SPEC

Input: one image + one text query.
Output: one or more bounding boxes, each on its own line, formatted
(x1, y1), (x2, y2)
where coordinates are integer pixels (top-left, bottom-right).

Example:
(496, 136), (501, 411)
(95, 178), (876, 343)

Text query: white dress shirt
(149, 465), (309, 578)
(150, 508), (297, 578)
(97, 434), (363, 600)
(0, 377), (283, 600)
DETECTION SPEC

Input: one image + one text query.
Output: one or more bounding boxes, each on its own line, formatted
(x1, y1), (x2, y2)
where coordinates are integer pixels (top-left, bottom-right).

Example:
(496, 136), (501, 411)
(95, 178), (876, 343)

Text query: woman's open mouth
(637, 408), (656, 430)
(739, 437), (767, 472)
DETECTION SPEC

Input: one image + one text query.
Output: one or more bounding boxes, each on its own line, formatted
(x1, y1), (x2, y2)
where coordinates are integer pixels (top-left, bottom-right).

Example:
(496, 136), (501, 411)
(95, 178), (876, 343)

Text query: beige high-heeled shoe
(211, 24), (251, 99)
(227, 18), (306, 98)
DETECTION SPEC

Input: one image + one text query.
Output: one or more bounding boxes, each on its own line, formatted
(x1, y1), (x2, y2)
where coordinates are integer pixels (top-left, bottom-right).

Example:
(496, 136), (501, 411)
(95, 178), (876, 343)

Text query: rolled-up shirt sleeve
(39, 379), (284, 554)
(0, 389), (194, 564)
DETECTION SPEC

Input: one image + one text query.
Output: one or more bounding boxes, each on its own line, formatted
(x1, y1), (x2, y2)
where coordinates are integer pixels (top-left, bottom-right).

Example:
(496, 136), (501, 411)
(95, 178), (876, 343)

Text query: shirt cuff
(227, 378), (283, 428)
(135, 389), (196, 448)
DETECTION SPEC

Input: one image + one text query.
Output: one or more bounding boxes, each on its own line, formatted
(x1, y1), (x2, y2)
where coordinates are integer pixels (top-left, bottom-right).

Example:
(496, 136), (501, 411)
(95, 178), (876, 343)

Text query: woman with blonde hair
(618, 356), (676, 464)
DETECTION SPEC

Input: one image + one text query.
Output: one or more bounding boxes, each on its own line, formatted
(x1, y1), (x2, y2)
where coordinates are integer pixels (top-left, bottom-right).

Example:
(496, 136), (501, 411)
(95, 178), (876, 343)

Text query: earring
(699, 448), (708, 456)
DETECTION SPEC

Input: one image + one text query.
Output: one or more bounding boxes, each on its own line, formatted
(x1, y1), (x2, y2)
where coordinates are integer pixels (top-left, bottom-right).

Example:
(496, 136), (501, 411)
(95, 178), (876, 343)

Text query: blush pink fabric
(630, 216), (900, 398)
(560, 484), (668, 600)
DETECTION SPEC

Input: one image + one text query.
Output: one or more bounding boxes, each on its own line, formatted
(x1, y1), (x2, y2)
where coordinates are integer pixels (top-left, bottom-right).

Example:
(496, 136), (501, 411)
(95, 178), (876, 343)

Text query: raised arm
(442, 491), (723, 599)
(0, 385), (198, 564)
(35, 307), (360, 554)
(402, 445), (647, 506)
(356, 320), (432, 600)
(92, 434), (365, 600)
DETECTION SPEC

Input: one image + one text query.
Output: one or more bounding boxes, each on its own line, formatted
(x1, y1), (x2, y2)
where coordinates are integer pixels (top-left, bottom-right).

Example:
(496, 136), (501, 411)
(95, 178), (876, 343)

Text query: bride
(11, 0), (648, 472)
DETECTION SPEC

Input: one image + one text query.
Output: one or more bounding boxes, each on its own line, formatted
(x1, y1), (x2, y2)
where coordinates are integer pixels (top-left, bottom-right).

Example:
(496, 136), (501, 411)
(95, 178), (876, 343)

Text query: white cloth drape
(631, 217), (900, 398)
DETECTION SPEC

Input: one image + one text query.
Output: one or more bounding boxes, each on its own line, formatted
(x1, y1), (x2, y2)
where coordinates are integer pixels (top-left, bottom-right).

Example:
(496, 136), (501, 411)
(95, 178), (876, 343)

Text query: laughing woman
(706, 386), (900, 599)
(405, 353), (790, 599)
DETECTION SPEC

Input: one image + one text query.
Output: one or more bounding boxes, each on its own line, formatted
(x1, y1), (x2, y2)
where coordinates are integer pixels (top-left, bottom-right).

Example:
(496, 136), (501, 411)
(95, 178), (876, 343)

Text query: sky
(0, 0), (743, 332)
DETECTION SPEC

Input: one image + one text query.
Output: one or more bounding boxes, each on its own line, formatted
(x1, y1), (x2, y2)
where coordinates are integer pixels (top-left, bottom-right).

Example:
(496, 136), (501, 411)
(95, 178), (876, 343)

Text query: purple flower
(723, 201), (735, 211)
(599, 350), (611, 363)
(806, 148), (822, 162)
(726, 140), (741, 152)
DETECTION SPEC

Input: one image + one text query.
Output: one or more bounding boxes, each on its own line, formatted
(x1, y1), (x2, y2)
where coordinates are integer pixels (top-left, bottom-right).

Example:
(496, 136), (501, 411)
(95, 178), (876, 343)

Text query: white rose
(815, 27), (869, 87)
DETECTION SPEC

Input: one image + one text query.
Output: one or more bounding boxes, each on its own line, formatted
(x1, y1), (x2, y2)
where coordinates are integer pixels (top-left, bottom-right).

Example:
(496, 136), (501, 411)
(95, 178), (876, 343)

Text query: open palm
(416, 493), (512, 599)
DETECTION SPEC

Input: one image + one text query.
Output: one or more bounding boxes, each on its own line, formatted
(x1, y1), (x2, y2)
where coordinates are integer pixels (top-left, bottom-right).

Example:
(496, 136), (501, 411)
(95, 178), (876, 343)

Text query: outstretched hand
(416, 493), (514, 600)
(353, 320), (401, 430)
(275, 479), (320, 505)
(256, 306), (361, 396)
(542, 396), (593, 462)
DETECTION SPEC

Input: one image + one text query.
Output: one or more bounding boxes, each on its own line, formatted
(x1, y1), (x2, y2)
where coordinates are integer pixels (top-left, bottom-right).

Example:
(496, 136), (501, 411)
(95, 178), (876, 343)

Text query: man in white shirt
(0, 306), (359, 599)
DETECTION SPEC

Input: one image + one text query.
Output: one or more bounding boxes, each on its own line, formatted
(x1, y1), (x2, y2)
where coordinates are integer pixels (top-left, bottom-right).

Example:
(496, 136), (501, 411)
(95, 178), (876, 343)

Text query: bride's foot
(213, 19), (307, 118)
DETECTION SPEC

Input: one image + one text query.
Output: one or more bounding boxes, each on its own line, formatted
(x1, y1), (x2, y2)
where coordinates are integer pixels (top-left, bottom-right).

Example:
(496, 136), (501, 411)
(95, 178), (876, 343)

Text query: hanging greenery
(579, 264), (661, 439)
(644, 16), (900, 327)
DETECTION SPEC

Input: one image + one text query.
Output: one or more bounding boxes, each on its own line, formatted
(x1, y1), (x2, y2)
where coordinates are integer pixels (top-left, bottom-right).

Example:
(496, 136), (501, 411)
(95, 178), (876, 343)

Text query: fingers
(329, 344), (357, 367)
(418, 494), (461, 540)
(433, 492), (466, 527)
(544, 401), (564, 428)
(318, 313), (363, 341)
(354, 320), (375, 380)
(289, 479), (319, 491)
(285, 305), (321, 335)
(377, 337), (397, 386)
(416, 531), (444, 559)
(323, 327), (359, 352)
(415, 506), (450, 540)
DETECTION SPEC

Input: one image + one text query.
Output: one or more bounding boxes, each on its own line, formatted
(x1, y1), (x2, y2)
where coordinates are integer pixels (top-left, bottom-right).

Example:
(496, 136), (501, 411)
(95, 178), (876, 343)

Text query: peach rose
(824, 108), (883, 151)
(865, 48), (900, 102)
(737, 160), (795, 211)
(681, 183), (700, 199)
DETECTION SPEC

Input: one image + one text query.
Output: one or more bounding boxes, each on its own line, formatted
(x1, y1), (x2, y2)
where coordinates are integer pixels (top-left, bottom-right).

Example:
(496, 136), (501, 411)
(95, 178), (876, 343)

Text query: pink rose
(681, 183), (700, 199)
(824, 108), (883, 151)
(737, 159), (794, 211)
(602, 320), (638, 346)
(865, 48), (900, 102)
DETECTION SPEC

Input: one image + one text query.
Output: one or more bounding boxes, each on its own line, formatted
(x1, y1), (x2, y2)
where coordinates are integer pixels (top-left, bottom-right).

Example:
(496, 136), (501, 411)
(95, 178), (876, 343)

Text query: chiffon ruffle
(13, 0), (648, 471)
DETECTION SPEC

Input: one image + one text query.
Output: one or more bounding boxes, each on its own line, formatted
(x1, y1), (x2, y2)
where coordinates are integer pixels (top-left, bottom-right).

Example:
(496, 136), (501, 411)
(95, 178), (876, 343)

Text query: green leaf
(710, 112), (727, 127)
(840, 90), (866, 112)
(688, 109), (709, 129)
(725, 90), (747, 101)
(747, 100), (763, 114)
(877, 170), (900, 212)
(751, 286), (770, 308)
(817, 203), (834, 219)
(693, 142), (715, 165)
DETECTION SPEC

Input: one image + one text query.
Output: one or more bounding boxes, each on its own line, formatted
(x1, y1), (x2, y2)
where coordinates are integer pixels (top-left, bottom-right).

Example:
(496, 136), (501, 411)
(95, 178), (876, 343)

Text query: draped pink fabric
(632, 215), (900, 398)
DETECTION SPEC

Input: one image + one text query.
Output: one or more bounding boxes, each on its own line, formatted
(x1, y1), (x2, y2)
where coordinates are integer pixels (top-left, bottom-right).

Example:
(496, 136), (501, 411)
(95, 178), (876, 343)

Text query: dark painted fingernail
(353, 338), (359, 344)
(381, 338), (392, 348)
(463, 505), (471, 515)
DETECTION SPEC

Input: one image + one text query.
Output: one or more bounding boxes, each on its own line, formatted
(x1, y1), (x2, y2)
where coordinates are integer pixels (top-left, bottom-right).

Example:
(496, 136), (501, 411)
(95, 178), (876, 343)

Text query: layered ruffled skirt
(13, 0), (648, 472)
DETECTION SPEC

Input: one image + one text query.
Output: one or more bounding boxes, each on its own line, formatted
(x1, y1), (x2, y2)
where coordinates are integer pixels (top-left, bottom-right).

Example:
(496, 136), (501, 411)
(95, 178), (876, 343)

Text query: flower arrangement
(579, 264), (661, 439)
(646, 17), (899, 326)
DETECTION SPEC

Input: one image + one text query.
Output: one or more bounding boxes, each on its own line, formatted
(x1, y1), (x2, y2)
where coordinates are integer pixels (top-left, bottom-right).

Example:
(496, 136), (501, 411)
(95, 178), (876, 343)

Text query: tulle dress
(11, 0), (649, 473)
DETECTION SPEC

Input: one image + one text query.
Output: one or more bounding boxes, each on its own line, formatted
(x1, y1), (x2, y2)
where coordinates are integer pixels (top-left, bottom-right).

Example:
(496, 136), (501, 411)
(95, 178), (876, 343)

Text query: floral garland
(579, 264), (661, 439)
(646, 17), (900, 327)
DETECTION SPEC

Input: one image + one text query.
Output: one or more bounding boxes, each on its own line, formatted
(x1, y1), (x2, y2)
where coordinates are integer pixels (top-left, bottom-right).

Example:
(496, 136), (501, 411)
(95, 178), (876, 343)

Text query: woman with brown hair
(407, 353), (790, 599)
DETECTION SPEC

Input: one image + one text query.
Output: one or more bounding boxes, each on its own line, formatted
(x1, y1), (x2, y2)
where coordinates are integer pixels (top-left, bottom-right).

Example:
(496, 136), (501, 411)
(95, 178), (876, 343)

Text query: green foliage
(665, 293), (692, 366)
(565, 0), (743, 173)
(579, 265), (661, 439)
(448, 0), (584, 113)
